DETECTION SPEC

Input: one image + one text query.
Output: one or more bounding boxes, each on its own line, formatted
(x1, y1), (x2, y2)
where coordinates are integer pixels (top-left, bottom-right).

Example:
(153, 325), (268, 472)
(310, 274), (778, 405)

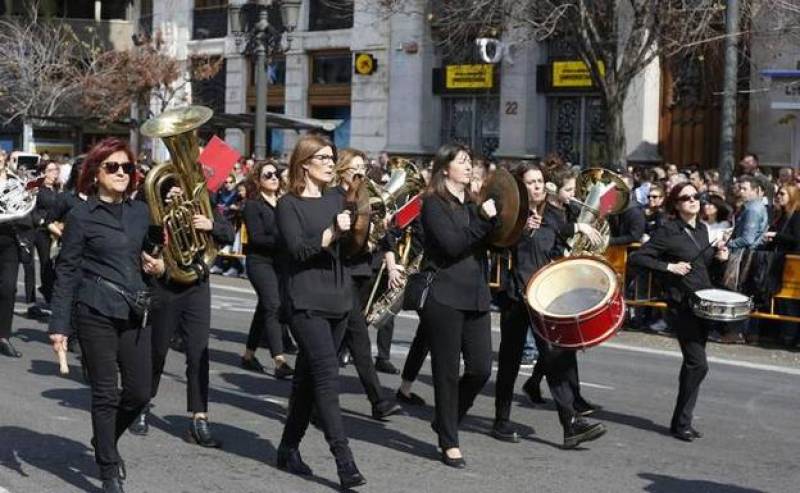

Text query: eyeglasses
(101, 161), (135, 174)
(311, 154), (335, 163)
(677, 193), (700, 203)
(261, 171), (277, 180)
(648, 195), (663, 200)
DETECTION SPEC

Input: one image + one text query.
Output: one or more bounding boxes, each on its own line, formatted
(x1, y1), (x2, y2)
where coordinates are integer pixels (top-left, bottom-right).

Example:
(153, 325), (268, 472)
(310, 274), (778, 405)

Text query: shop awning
(206, 112), (342, 132)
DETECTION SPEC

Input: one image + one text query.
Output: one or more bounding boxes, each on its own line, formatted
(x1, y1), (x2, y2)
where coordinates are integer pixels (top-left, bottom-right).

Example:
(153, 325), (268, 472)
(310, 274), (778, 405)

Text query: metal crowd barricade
(604, 244), (800, 323)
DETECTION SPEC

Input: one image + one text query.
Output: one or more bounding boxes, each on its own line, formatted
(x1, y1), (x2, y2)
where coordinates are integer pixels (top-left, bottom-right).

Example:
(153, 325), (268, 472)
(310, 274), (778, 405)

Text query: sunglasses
(101, 161), (135, 174)
(648, 195), (663, 199)
(261, 171), (277, 180)
(677, 193), (700, 203)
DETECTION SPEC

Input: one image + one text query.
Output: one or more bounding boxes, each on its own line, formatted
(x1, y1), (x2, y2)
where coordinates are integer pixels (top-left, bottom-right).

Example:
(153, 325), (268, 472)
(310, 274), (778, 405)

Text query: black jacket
(628, 218), (717, 306)
(420, 193), (495, 311)
(49, 197), (152, 335)
(32, 185), (60, 228)
(772, 212), (800, 253)
(609, 203), (645, 246)
(242, 195), (281, 260)
(276, 190), (352, 316)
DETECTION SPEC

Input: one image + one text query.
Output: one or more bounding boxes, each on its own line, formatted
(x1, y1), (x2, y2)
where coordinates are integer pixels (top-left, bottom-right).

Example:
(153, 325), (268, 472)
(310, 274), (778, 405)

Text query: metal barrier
(605, 244), (800, 323)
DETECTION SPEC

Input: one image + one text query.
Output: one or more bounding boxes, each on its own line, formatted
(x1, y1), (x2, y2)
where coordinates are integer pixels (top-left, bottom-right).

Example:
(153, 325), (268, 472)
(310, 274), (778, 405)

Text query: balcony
(192, 6), (228, 40)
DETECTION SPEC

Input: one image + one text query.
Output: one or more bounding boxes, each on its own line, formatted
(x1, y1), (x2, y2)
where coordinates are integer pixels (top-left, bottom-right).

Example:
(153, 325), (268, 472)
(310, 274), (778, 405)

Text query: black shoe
(522, 377), (545, 405)
(101, 477), (125, 493)
(240, 356), (265, 373)
(670, 428), (695, 442)
(274, 363), (294, 380)
(187, 417), (222, 448)
(169, 336), (186, 353)
(440, 451), (466, 469)
(689, 426), (703, 439)
(371, 401), (402, 421)
(0, 339), (21, 358)
(128, 407), (149, 436)
(337, 460), (367, 489)
(491, 420), (520, 443)
(276, 447), (313, 476)
(374, 359), (399, 375)
(575, 400), (603, 417)
(395, 389), (426, 406)
(563, 417), (606, 449)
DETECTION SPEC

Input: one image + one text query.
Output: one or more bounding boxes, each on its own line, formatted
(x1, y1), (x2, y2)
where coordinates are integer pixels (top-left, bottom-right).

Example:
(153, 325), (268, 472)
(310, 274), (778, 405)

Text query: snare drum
(691, 289), (753, 321)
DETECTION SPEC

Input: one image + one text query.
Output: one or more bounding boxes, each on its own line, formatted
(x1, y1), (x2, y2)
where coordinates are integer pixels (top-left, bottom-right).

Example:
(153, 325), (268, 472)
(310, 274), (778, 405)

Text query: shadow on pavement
(639, 473), (767, 493)
(0, 425), (100, 492)
(30, 358), (87, 386)
(40, 387), (91, 412)
(14, 327), (50, 345)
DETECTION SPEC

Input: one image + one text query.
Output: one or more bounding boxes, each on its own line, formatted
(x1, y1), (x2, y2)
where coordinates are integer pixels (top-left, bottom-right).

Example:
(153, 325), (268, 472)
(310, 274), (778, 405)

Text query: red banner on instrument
(393, 194), (422, 229)
(198, 136), (241, 192)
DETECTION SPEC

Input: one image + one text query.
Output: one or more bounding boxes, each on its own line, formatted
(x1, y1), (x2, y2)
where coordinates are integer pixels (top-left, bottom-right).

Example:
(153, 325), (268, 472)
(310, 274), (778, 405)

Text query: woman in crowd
(0, 149), (24, 358)
(239, 159), (294, 379)
(764, 183), (800, 346)
(418, 143), (497, 468)
(644, 183), (666, 239)
(276, 135), (366, 490)
(629, 182), (729, 442)
(48, 138), (165, 493)
(701, 193), (733, 245)
(31, 160), (62, 308)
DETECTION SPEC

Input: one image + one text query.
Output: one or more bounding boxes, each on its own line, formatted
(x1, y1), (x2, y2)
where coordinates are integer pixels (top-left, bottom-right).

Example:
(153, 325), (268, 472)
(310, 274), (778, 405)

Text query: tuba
(141, 106), (217, 284)
(567, 167), (630, 256)
(0, 172), (36, 224)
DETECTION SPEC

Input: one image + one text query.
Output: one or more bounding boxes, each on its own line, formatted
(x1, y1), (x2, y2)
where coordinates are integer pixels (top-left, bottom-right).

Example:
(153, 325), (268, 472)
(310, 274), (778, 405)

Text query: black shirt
(609, 203), (646, 246)
(420, 193), (494, 311)
(32, 185), (60, 228)
(507, 203), (567, 301)
(772, 212), (800, 253)
(242, 195), (281, 260)
(628, 217), (716, 306)
(49, 197), (152, 335)
(276, 190), (352, 316)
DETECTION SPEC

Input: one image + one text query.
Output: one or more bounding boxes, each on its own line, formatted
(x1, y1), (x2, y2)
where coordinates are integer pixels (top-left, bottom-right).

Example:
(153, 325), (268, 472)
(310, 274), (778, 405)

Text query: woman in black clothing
(0, 149), (26, 358)
(629, 182), (729, 442)
(239, 159), (294, 379)
(493, 163), (606, 448)
(764, 184), (800, 346)
(418, 143), (497, 468)
(48, 138), (165, 493)
(31, 160), (62, 306)
(276, 134), (366, 490)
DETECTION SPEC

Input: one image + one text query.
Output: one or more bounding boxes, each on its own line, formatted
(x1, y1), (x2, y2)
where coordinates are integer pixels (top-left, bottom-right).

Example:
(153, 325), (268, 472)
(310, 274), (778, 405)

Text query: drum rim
(694, 288), (751, 304)
(532, 292), (626, 349)
(525, 255), (620, 318)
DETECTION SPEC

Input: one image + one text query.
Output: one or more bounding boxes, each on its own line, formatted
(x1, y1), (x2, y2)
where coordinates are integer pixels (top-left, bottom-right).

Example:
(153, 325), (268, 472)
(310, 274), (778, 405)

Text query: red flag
(393, 194), (422, 229)
(198, 136), (241, 191)
(598, 185), (619, 216)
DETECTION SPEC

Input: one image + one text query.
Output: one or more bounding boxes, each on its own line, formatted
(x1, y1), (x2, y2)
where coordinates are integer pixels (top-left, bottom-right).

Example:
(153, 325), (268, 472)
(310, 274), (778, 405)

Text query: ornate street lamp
(229, 0), (301, 160)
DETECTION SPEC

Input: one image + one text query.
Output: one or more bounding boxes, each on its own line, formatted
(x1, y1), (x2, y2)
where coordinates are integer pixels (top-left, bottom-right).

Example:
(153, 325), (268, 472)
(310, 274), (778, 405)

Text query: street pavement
(1, 275), (799, 493)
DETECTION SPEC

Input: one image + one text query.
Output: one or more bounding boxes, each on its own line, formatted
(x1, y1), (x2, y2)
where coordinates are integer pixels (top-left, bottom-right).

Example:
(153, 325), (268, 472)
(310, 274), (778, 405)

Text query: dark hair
(287, 134), (335, 196)
(743, 151), (759, 162)
(702, 194), (731, 223)
(738, 174), (763, 193)
(513, 160), (543, 182)
(665, 182), (697, 215)
(426, 142), (472, 201)
(246, 159), (280, 199)
(546, 165), (577, 191)
(77, 138), (137, 197)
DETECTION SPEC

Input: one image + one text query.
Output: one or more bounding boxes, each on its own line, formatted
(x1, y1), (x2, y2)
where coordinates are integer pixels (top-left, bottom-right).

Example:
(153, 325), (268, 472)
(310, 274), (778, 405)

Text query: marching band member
(239, 159), (295, 379)
(333, 147), (402, 420)
(493, 163), (606, 448)
(276, 135), (366, 490)
(0, 149), (24, 358)
(629, 182), (729, 442)
(419, 143), (497, 468)
(48, 138), (165, 493)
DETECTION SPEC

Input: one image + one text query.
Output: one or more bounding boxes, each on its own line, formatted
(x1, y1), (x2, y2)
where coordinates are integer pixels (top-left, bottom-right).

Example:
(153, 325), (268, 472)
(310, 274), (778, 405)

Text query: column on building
(623, 57), (661, 164)
(224, 42), (248, 155)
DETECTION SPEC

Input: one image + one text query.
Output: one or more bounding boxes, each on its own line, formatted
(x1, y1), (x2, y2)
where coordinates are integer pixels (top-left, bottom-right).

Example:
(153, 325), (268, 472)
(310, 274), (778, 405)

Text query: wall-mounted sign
(354, 53), (377, 75)
(445, 64), (494, 89)
(552, 61), (605, 88)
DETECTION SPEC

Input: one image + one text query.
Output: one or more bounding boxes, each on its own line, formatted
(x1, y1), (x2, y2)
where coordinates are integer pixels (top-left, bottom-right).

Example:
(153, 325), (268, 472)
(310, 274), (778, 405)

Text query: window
(312, 53), (352, 85)
(308, 0), (353, 31)
(250, 58), (286, 86)
(312, 106), (350, 147)
(546, 96), (607, 167)
(192, 57), (227, 115)
(193, 0), (228, 40)
(441, 97), (499, 158)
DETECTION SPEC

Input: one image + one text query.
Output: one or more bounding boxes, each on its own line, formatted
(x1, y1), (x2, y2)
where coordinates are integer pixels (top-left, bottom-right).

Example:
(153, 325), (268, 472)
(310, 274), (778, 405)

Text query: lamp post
(229, 0), (301, 160)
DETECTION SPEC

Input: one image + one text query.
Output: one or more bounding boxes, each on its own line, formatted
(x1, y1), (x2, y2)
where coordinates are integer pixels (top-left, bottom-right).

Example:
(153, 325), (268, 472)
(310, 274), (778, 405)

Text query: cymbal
(479, 167), (528, 247)
(343, 177), (371, 257)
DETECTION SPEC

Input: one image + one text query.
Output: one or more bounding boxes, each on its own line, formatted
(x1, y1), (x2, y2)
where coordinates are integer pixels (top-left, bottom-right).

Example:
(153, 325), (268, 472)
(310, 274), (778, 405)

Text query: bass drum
(525, 256), (625, 349)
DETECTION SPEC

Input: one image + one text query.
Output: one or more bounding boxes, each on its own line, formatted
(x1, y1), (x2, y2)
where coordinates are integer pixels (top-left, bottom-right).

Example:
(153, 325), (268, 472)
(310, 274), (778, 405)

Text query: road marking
(491, 363), (615, 390)
(210, 283), (256, 295)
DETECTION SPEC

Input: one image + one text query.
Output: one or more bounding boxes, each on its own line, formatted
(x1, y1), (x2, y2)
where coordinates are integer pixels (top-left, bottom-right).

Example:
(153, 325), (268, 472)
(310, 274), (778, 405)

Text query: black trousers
(342, 277), (385, 406)
(532, 330), (581, 427)
(421, 296), (492, 450)
(75, 303), (151, 480)
(669, 306), (709, 432)
(280, 311), (353, 463)
(245, 257), (283, 356)
(375, 317), (394, 362)
(33, 228), (54, 303)
(495, 300), (529, 421)
(0, 242), (18, 339)
(150, 280), (211, 413)
(18, 229), (35, 303)
(400, 320), (429, 382)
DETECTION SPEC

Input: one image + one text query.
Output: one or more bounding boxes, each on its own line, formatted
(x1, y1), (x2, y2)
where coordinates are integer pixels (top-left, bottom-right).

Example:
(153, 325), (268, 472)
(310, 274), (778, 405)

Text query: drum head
(695, 289), (749, 303)
(526, 257), (618, 318)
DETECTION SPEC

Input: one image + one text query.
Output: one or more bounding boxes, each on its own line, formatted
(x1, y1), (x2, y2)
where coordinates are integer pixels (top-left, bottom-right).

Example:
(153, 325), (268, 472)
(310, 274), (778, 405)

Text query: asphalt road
(1, 275), (799, 493)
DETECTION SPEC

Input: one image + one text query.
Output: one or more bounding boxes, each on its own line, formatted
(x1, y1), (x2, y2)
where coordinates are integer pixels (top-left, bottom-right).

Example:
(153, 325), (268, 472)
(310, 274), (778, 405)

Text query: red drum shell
(525, 256), (625, 349)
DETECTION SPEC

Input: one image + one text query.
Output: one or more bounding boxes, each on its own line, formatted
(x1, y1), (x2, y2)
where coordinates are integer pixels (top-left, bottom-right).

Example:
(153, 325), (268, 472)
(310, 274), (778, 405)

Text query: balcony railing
(192, 6), (228, 40)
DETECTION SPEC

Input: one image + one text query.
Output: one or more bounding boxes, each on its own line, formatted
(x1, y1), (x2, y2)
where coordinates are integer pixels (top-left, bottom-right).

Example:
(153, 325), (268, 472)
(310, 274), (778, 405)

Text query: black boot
(371, 400), (402, 421)
(128, 405), (149, 436)
(491, 419), (520, 443)
(187, 416), (222, 448)
(276, 447), (312, 476)
(0, 338), (21, 358)
(101, 477), (125, 493)
(563, 416), (606, 449)
(336, 460), (367, 489)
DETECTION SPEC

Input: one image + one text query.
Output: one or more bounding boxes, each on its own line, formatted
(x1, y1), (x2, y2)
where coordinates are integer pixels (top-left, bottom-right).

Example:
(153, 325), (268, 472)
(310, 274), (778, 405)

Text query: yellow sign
(445, 64), (494, 89)
(552, 61), (605, 88)
(354, 53), (377, 75)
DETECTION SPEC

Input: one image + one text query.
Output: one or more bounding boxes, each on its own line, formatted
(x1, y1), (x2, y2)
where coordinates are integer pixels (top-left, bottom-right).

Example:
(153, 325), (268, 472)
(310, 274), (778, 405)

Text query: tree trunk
(604, 97), (626, 171)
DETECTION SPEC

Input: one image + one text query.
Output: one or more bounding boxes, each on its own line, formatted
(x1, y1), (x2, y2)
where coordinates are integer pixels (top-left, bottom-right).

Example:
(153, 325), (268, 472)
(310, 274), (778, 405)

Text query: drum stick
(57, 347), (69, 375)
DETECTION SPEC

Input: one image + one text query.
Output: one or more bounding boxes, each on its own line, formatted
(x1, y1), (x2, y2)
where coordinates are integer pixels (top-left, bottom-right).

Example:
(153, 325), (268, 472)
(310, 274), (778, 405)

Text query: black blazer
(420, 193), (495, 312)
(242, 195), (281, 260)
(772, 212), (800, 253)
(49, 197), (152, 335)
(32, 185), (60, 228)
(609, 203), (646, 246)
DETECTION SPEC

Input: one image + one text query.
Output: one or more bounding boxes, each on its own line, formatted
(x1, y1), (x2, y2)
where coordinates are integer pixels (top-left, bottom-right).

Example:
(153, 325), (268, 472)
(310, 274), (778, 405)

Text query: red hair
(77, 138), (137, 197)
